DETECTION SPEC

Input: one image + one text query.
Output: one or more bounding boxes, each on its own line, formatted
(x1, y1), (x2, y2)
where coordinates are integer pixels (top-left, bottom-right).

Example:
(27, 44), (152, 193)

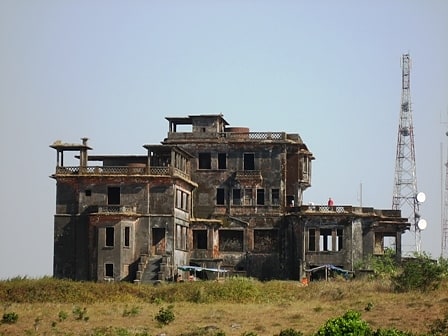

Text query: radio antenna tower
(392, 53), (426, 254)
(442, 130), (448, 257)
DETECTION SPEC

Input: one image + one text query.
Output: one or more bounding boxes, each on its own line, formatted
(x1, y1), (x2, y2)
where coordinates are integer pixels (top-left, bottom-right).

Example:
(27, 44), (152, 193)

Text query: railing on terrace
(235, 170), (262, 180)
(98, 205), (137, 214)
(55, 166), (188, 178)
(167, 131), (287, 141)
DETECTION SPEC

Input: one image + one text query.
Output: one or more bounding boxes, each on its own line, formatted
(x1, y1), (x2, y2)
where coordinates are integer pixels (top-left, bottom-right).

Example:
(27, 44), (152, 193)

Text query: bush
(278, 328), (304, 336)
(155, 305), (175, 325)
(1, 311), (19, 324)
(314, 310), (372, 336)
(392, 253), (444, 292)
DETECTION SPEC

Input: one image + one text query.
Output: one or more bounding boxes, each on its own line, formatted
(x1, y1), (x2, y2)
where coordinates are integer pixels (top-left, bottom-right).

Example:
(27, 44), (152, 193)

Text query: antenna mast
(392, 53), (425, 254)
(442, 132), (448, 257)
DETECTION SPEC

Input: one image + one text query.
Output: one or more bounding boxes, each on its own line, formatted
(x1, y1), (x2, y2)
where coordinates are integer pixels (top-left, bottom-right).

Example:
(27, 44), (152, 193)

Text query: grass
(1, 276), (448, 335)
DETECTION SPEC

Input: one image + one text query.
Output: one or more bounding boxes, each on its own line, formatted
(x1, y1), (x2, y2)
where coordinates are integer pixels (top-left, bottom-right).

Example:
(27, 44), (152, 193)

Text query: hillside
(1, 276), (448, 336)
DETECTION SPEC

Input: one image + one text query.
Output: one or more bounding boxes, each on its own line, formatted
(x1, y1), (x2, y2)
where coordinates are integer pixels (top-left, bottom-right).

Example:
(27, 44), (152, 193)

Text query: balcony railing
(55, 166), (189, 178)
(167, 131), (287, 141)
(98, 205), (137, 214)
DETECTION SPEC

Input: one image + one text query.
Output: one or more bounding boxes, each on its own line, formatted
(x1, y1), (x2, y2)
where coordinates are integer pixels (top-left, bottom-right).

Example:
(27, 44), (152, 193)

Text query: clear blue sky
(1, 1), (447, 279)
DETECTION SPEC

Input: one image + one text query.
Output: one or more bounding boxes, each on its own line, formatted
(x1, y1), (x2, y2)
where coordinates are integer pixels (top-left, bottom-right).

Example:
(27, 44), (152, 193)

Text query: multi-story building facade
(50, 114), (409, 282)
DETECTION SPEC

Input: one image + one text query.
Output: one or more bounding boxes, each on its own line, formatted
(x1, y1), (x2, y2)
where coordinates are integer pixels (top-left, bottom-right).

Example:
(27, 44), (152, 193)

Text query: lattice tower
(442, 133), (448, 257)
(392, 53), (421, 253)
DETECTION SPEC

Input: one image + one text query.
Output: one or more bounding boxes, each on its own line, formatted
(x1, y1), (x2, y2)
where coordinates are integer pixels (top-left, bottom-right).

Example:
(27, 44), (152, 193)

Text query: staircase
(134, 254), (169, 284)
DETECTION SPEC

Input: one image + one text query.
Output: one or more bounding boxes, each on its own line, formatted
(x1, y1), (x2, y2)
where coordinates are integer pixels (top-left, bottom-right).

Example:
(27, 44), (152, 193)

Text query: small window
(106, 227), (115, 247)
(105, 263), (114, 277)
(193, 230), (207, 249)
(216, 188), (225, 205)
(243, 153), (255, 171)
(271, 189), (280, 205)
(218, 153), (227, 169)
(337, 229), (343, 251)
(256, 189), (265, 205)
(85, 189), (92, 196)
(108, 187), (120, 205)
(232, 189), (241, 205)
(244, 188), (253, 205)
(198, 153), (211, 169)
(124, 226), (130, 247)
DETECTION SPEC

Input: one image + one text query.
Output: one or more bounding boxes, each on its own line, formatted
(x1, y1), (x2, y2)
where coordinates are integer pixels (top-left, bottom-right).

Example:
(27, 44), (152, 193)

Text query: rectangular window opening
(105, 227), (115, 247)
(256, 189), (265, 205)
(337, 229), (343, 251)
(243, 153), (255, 171)
(107, 187), (120, 205)
(271, 189), (280, 205)
(308, 229), (316, 251)
(193, 230), (207, 249)
(218, 153), (227, 169)
(216, 188), (225, 205)
(254, 229), (278, 253)
(105, 263), (114, 277)
(319, 229), (332, 251)
(124, 226), (130, 247)
(244, 188), (253, 205)
(198, 153), (211, 169)
(219, 230), (244, 252)
(232, 189), (241, 205)
(85, 189), (92, 196)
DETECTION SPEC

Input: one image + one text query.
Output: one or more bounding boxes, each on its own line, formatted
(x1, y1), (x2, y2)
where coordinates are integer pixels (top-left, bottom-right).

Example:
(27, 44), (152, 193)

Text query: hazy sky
(1, 1), (447, 279)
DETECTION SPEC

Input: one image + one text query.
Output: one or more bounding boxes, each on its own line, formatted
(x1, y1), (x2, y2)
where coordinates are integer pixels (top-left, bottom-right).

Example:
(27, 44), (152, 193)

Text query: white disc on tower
(416, 192), (426, 203)
(417, 219), (427, 230)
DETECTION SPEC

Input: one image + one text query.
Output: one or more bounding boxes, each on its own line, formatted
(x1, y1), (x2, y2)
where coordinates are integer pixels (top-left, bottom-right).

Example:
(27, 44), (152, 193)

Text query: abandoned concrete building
(50, 114), (409, 282)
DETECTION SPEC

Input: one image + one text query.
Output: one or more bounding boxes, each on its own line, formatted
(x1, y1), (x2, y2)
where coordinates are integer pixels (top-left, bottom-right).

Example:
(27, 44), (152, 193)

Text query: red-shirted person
(328, 197), (334, 207)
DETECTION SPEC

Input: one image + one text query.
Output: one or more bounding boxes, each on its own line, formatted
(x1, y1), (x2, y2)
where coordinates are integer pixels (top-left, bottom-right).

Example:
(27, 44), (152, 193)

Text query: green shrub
(278, 328), (304, 336)
(58, 310), (68, 321)
(314, 310), (372, 336)
(392, 253), (444, 292)
(1, 311), (19, 324)
(72, 306), (89, 321)
(154, 305), (175, 325)
(122, 305), (140, 317)
(373, 328), (414, 335)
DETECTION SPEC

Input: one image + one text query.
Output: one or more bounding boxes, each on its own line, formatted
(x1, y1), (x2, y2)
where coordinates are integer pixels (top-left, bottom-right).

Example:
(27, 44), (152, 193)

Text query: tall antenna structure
(442, 131), (448, 257)
(392, 53), (426, 254)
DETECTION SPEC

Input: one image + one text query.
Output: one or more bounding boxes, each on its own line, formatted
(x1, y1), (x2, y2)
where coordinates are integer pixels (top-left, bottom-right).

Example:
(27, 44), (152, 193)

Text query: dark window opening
(337, 229), (343, 251)
(216, 188), (225, 205)
(254, 229), (278, 253)
(105, 263), (113, 277)
(85, 189), (92, 196)
(218, 153), (227, 169)
(193, 230), (207, 249)
(256, 189), (265, 205)
(232, 189), (241, 205)
(108, 187), (120, 205)
(286, 195), (294, 206)
(243, 153), (255, 171)
(271, 189), (280, 205)
(124, 226), (130, 247)
(198, 153), (211, 169)
(106, 227), (115, 247)
(309, 229), (316, 251)
(219, 230), (244, 252)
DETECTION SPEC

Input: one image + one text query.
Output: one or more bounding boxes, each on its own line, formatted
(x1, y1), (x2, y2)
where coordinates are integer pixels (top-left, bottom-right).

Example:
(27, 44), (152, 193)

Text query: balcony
(97, 205), (137, 214)
(54, 166), (191, 181)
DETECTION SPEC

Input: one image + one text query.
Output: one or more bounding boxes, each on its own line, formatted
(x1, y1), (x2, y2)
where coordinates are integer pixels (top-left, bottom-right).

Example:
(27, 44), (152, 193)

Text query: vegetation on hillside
(1, 253), (448, 335)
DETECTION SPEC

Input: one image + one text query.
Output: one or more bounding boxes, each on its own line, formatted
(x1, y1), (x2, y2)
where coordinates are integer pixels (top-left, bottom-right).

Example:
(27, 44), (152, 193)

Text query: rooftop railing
(55, 166), (189, 179)
(167, 131), (287, 141)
